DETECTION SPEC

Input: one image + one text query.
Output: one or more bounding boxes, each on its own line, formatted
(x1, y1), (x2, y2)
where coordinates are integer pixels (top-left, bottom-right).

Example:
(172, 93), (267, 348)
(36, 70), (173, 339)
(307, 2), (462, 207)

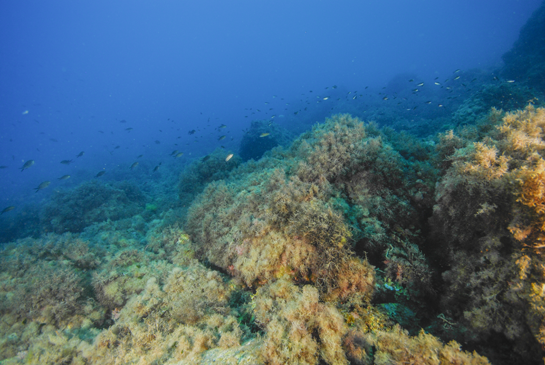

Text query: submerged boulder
(239, 120), (293, 161)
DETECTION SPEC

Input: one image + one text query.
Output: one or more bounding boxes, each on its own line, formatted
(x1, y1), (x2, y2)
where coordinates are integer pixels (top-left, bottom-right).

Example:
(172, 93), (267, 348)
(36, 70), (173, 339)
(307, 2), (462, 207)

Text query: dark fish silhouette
(35, 181), (50, 192)
(21, 160), (34, 172)
(1, 206), (15, 214)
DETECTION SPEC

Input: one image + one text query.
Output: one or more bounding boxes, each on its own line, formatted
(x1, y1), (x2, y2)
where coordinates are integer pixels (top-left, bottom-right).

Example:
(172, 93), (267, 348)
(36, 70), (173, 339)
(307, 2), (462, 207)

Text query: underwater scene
(1, 1), (545, 364)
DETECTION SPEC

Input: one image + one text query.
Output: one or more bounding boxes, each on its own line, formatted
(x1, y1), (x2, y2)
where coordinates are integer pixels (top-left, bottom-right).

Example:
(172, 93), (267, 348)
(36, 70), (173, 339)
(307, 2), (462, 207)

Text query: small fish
(412, 89), (419, 93)
(130, 162), (139, 170)
(1, 206), (15, 214)
(438, 104), (443, 107)
(202, 155), (211, 162)
(125, 127), (133, 131)
(454, 69), (460, 73)
(120, 119), (127, 123)
(219, 124), (227, 129)
(60, 160), (73, 165)
(114, 145), (120, 149)
(417, 82), (424, 87)
(323, 97), (329, 100)
(408, 79), (414, 82)
(260, 133), (270, 137)
(0, 166), (7, 169)
(153, 164), (161, 172)
(95, 171), (106, 177)
(454, 76), (460, 80)
(155, 140), (160, 144)
(76, 151), (84, 158)
(218, 135), (226, 141)
(58, 175), (71, 180)
(383, 97), (388, 101)
(434, 82), (441, 85)
(425, 101), (431, 104)
(137, 154), (143, 158)
(507, 80), (515, 83)
(35, 181), (50, 192)
(174, 152), (184, 158)
(226, 154), (234, 162)
(22, 110), (29, 115)
(188, 130), (196, 135)
(21, 160), (35, 172)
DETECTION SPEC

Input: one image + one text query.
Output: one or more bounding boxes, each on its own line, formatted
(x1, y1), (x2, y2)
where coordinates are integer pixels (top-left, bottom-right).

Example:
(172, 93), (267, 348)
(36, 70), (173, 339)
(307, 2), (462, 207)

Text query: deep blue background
(0, 0), (542, 209)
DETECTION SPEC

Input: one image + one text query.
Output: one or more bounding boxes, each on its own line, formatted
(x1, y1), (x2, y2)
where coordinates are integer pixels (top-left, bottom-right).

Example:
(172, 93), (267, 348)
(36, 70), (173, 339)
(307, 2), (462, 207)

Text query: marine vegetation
(3, 5), (545, 360)
(0, 112), (498, 365)
(177, 148), (241, 206)
(40, 180), (146, 234)
(239, 120), (294, 161)
(431, 105), (545, 363)
(183, 113), (485, 363)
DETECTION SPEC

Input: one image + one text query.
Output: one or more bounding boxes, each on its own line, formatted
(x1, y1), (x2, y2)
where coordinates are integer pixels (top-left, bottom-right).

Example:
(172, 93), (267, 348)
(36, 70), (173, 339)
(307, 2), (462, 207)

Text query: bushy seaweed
(431, 105), (545, 363)
(40, 180), (146, 234)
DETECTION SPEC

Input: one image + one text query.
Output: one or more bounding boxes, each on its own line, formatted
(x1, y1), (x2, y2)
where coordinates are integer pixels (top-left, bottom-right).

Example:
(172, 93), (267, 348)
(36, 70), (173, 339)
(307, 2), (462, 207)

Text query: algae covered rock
(431, 106), (545, 363)
(501, 1), (545, 93)
(178, 148), (241, 205)
(239, 119), (293, 161)
(40, 180), (146, 233)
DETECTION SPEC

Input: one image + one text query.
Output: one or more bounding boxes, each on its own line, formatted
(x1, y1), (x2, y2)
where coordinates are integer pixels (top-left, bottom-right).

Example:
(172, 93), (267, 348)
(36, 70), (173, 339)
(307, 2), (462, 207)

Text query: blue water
(0, 0), (541, 223)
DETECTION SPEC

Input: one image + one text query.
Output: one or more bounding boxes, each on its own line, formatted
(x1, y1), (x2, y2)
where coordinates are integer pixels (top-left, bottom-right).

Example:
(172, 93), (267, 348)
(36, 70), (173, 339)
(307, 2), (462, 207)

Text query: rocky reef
(2, 3), (545, 364)
(501, 2), (545, 94)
